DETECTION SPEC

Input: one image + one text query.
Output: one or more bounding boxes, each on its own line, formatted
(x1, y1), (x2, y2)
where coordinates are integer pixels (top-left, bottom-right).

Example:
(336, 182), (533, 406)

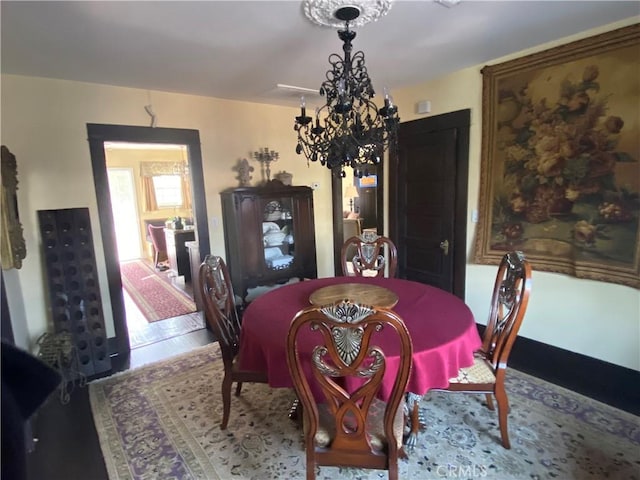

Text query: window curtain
(181, 175), (192, 210)
(141, 176), (158, 212)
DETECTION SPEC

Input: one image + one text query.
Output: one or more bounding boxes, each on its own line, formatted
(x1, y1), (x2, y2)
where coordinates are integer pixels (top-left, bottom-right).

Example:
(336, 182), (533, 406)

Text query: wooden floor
(26, 322), (214, 480)
(25, 263), (212, 479)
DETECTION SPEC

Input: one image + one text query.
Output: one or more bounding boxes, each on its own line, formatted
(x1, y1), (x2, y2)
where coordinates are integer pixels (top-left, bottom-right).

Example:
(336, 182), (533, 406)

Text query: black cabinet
(164, 228), (195, 281)
(186, 240), (204, 311)
(221, 180), (317, 303)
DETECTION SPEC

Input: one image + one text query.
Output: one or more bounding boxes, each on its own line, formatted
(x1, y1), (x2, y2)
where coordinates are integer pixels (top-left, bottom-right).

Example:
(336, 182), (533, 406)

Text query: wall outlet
(211, 216), (219, 229)
(471, 210), (479, 223)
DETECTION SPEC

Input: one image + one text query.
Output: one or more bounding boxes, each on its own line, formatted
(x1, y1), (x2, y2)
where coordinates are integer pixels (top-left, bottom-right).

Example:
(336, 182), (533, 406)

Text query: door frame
(87, 124), (210, 364)
(388, 110), (470, 298)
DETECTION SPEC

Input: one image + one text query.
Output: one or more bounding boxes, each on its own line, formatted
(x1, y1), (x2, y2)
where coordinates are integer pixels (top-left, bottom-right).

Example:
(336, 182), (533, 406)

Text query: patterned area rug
(120, 260), (196, 322)
(89, 343), (640, 480)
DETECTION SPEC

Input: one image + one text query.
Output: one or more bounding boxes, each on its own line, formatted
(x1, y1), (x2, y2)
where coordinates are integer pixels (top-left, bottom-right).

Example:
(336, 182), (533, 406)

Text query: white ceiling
(2, 1), (638, 107)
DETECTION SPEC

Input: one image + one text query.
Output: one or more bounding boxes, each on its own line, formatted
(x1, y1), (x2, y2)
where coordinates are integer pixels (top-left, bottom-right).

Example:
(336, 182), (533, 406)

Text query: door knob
(439, 239), (450, 256)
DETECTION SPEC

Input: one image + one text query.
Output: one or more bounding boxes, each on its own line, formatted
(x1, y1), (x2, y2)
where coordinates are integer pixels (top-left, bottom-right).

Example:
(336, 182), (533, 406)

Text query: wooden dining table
(238, 276), (482, 401)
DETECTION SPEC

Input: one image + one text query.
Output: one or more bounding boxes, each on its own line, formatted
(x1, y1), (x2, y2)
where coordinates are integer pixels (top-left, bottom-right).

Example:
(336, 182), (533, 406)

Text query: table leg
(404, 392), (425, 450)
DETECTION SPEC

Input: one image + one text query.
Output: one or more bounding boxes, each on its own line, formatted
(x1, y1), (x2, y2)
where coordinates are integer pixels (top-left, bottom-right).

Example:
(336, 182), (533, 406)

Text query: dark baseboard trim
(478, 325), (640, 416)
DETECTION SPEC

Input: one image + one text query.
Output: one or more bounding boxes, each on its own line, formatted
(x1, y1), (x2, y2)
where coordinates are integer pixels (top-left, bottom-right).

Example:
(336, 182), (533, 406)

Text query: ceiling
(2, 1), (638, 108)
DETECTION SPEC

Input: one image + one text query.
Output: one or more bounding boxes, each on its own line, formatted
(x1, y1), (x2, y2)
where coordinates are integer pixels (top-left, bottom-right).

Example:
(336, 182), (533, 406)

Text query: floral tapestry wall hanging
(473, 24), (639, 289)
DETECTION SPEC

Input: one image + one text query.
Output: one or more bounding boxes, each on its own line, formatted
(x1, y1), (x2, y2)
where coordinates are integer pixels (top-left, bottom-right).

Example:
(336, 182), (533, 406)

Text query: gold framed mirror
(1, 145), (27, 269)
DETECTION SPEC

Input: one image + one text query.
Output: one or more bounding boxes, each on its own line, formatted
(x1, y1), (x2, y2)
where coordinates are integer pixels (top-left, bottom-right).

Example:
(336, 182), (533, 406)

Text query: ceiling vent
(258, 84), (323, 107)
(434, 0), (461, 8)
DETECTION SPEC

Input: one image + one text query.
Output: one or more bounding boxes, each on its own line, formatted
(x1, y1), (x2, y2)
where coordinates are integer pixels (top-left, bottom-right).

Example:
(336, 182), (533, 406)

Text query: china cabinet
(220, 179), (317, 303)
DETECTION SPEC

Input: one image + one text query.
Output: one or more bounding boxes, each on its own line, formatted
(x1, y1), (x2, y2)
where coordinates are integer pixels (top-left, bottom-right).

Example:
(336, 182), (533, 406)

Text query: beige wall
(1, 16), (638, 370)
(392, 17), (640, 370)
(1, 77), (334, 349)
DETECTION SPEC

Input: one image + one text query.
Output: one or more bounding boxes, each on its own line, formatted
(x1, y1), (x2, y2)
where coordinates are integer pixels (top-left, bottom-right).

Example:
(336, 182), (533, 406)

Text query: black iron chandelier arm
(294, 12), (399, 175)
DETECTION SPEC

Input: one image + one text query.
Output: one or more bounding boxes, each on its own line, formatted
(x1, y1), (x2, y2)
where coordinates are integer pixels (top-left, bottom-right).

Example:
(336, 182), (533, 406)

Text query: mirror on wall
(332, 164), (383, 273)
(88, 124), (209, 363)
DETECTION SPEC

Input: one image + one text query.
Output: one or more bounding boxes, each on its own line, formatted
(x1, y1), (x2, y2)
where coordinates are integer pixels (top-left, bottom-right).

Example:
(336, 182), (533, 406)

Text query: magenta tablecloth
(238, 277), (482, 398)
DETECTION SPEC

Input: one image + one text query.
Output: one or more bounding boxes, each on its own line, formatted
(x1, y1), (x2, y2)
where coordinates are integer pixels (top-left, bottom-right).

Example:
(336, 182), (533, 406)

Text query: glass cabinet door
(262, 196), (295, 271)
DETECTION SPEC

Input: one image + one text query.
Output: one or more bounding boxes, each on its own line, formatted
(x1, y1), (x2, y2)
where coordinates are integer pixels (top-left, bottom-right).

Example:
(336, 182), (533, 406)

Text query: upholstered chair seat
(448, 352), (497, 385)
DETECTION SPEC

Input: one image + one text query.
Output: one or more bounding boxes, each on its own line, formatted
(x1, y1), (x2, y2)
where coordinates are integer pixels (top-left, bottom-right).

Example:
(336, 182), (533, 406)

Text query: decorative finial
(234, 158), (254, 187)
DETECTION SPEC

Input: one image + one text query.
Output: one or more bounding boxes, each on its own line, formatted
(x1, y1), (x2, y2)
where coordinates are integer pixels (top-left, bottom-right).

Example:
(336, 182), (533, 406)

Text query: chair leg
(485, 393), (495, 410)
(221, 374), (232, 430)
(306, 456), (316, 480)
(389, 459), (399, 480)
(235, 382), (243, 396)
(494, 385), (511, 449)
(405, 398), (423, 450)
(154, 250), (159, 269)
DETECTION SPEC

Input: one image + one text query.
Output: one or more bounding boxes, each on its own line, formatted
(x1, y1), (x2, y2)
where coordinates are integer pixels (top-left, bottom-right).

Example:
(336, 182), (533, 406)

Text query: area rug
(120, 260), (196, 322)
(89, 343), (640, 480)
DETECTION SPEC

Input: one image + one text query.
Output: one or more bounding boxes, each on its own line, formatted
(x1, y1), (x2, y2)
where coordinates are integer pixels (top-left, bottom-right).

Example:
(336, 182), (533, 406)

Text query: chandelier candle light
(295, 2), (399, 178)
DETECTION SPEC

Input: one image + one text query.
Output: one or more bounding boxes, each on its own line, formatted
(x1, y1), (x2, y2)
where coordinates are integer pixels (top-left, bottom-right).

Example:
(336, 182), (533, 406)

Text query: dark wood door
(356, 186), (377, 229)
(389, 110), (470, 297)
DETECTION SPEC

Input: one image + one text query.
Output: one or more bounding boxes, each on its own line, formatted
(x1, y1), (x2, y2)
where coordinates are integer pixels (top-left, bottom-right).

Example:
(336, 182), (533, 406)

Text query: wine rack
(38, 208), (111, 378)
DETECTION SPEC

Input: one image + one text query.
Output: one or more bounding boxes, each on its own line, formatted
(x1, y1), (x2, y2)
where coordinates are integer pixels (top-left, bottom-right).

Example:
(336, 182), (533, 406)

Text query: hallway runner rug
(120, 260), (196, 323)
(89, 343), (640, 480)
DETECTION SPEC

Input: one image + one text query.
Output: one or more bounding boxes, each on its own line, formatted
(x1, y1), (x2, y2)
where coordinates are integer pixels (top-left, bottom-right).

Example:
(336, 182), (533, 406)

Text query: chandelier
(294, 4), (399, 178)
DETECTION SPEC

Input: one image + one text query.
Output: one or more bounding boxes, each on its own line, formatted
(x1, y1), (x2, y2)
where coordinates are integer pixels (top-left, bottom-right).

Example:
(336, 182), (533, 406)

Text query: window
(140, 161), (192, 212)
(152, 175), (184, 208)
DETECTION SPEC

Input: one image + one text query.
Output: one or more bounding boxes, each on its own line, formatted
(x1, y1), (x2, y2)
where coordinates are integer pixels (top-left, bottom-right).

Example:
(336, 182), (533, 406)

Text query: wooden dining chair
(341, 231), (398, 278)
(199, 254), (268, 429)
(287, 300), (413, 480)
(436, 250), (532, 449)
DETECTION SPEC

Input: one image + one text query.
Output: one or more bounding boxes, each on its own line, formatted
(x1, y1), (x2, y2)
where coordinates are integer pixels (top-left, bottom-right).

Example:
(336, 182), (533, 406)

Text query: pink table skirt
(238, 277), (482, 397)
(239, 277), (481, 397)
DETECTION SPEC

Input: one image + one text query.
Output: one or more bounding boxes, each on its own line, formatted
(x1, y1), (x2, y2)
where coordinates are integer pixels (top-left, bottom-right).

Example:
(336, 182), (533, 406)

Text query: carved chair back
(341, 231), (398, 278)
(482, 251), (532, 374)
(287, 300), (412, 480)
(199, 255), (241, 369)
